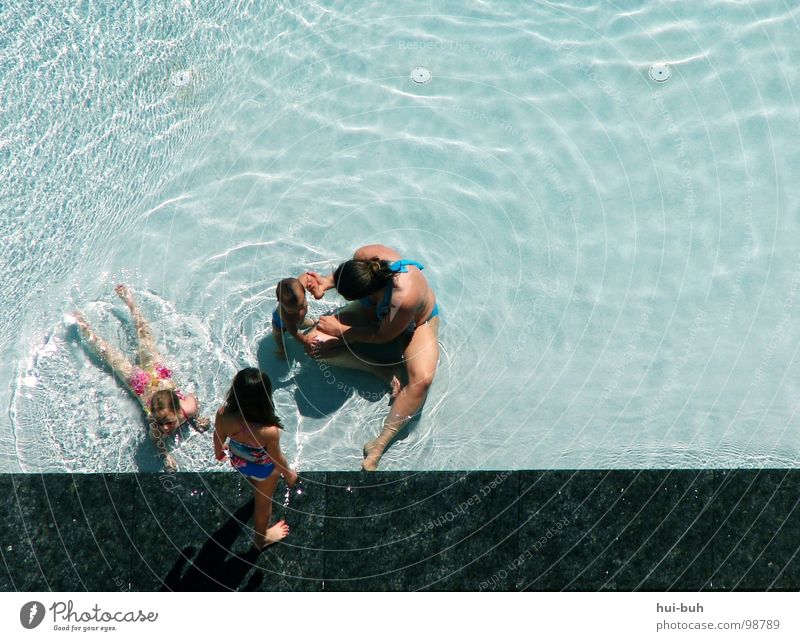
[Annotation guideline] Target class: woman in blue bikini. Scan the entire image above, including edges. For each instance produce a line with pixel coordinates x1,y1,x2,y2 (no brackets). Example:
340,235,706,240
303,243,440,471
213,368,298,549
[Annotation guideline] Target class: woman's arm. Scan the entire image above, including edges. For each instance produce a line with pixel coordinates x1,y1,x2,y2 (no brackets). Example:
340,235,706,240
316,302,415,344
301,271,334,299
263,426,298,487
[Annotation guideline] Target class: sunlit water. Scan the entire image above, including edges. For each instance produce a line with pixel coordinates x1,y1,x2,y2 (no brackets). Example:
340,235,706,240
2,1,800,472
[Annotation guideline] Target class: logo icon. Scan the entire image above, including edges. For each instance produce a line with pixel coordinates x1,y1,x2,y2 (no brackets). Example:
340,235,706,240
20,601,46,629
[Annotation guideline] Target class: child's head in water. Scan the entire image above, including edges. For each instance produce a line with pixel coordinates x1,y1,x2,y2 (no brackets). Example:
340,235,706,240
150,389,182,431
276,278,306,314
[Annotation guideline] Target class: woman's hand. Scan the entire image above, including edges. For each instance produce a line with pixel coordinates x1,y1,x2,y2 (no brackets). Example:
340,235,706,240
304,271,332,300
214,444,228,462
316,315,344,338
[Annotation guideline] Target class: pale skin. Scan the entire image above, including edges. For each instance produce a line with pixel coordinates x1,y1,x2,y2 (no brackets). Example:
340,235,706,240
74,284,208,473
272,275,316,360
213,406,298,549
302,244,440,471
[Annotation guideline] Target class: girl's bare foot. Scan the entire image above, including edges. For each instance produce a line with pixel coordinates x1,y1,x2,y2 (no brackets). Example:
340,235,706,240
114,283,134,308
73,311,90,335
253,519,290,550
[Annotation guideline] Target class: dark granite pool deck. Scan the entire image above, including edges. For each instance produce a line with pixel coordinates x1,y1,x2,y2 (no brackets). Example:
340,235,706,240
1,471,798,591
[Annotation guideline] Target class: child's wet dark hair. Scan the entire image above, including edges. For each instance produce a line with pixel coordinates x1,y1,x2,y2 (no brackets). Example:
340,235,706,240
150,389,181,415
225,367,283,429
276,278,303,305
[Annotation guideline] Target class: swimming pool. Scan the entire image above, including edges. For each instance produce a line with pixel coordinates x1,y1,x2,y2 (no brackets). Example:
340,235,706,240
3,1,799,472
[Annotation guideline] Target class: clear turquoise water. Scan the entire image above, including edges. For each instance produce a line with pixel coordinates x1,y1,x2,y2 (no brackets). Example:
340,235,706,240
2,1,800,472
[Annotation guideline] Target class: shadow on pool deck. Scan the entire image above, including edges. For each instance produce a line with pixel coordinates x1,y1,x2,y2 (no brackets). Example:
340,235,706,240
162,501,265,591
1,471,798,591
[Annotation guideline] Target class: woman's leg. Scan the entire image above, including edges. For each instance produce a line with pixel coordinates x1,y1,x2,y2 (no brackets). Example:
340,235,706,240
362,317,440,471
115,284,165,369
250,469,289,549
74,311,136,387
306,302,402,395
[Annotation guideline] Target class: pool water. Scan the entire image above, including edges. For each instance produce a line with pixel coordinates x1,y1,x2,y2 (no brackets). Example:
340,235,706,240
2,1,800,472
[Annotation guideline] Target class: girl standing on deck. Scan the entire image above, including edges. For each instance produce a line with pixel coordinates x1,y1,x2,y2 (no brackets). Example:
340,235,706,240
213,368,298,549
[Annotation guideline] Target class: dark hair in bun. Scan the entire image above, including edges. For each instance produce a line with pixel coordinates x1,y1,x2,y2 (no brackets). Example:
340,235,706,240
332,257,395,300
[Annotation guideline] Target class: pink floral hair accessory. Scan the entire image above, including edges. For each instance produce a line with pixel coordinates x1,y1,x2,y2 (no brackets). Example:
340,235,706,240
155,364,172,380
130,369,151,396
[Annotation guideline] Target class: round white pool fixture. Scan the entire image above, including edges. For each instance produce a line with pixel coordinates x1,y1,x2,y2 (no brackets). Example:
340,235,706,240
649,63,671,83
411,66,432,84
171,69,194,88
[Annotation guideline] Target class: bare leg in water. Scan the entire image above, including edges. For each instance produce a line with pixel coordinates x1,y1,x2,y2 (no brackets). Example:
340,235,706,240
306,303,403,397
114,284,165,369
362,316,439,470
307,311,439,470
74,311,135,383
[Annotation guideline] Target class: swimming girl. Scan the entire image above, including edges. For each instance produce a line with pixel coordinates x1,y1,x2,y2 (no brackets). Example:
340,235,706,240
302,243,440,471
213,368,298,549
74,284,209,472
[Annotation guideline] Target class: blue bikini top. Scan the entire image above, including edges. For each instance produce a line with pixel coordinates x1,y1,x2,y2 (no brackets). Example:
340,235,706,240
377,260,424,321
389,259,424,273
